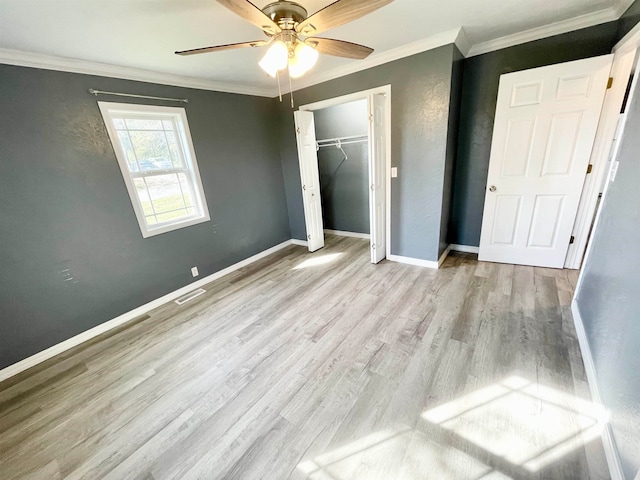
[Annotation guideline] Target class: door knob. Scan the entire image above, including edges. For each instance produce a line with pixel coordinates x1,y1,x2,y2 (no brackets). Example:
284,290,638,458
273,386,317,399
489,185,497,192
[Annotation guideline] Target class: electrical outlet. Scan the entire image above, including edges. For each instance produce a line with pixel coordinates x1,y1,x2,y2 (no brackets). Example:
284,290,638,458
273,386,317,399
191,267,199,277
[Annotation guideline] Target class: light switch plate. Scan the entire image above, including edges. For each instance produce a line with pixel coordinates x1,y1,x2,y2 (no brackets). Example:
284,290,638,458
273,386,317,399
391,167,398,178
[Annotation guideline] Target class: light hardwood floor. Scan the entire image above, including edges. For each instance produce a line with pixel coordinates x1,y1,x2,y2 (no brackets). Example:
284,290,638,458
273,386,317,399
0,235,610,479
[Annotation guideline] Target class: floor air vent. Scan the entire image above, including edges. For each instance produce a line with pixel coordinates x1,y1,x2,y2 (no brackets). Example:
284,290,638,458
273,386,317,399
174,288,206,305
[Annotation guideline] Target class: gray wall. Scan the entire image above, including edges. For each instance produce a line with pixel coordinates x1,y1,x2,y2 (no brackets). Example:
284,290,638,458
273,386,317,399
0,64,290,369
575,73,640,479
279,44,460,261
450,22,619,247
440,47,464,256
314,100,369,234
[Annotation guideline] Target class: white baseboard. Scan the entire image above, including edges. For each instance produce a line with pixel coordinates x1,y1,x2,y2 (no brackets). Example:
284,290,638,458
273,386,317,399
450,244,480,254
387,247,451,270
323,229,370,240
0,239,298,383
388,254,439,269
571,300,624,480
291,239,308,247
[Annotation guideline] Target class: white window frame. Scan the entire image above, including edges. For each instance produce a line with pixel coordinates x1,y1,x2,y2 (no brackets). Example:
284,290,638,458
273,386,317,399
98,101,210,238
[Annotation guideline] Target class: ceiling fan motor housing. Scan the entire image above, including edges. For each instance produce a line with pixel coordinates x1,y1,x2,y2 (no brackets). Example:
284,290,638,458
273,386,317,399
262,1,308,30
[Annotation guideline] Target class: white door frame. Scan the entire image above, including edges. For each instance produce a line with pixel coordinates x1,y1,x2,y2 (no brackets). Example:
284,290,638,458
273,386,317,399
565,25,640,269
298,85,392,261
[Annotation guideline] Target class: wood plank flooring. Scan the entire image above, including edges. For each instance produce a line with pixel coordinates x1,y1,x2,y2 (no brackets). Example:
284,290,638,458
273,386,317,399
0,235,610,479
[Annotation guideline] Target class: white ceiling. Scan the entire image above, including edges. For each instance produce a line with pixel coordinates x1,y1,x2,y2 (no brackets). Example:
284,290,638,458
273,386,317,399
0,0,633,96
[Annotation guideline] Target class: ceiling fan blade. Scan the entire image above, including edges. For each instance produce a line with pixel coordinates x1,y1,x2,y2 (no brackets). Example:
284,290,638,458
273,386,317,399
217,0,282,35
306,37,373,59
296,0,394,36
175,40,268,56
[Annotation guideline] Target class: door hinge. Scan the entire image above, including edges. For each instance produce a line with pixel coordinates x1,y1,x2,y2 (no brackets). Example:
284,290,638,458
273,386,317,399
570,236,575,244
369,114,374,122
587,164,593,174
607,77,613,89
296,127,300,134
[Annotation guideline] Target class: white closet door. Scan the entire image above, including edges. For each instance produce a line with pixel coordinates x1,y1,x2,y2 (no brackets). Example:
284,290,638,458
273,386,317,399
479,55,613,268
294,110,325,252
369,94,387,263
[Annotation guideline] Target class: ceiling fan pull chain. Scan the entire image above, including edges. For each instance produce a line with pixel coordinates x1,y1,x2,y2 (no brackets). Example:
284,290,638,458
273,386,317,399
277,71,283,102
288,72,295,109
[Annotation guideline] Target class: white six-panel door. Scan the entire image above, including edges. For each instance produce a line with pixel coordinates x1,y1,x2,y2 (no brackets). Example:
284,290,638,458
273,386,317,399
479,55,613,268
369,94,387,263
294,111,325,252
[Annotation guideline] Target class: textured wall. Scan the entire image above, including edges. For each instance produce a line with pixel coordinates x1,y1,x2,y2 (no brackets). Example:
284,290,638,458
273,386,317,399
440,46,464,257
279,45,457,261
575,74,640,479
0,64,290,369
314,100,369,234
450,22,619,247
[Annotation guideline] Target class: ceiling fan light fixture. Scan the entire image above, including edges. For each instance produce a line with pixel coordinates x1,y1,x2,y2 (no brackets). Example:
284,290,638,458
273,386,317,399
288,42,318,78
259,41,289,77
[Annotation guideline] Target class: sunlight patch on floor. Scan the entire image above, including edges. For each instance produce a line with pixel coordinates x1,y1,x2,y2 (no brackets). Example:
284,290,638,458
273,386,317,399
297,427,512,480
293,253,343,270
422,375,609,472
296,375,608,479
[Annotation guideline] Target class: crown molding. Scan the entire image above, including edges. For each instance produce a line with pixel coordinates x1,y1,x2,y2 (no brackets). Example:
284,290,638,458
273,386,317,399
1,0,633,100
455,27,472,57
0,48,274,97
283,28,463,94
616,0,636,16
467,7,621,57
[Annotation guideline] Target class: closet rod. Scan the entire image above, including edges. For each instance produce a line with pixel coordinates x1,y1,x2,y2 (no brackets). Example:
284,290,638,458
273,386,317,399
317,139,367,148
88,89,189,104
316,134,367,144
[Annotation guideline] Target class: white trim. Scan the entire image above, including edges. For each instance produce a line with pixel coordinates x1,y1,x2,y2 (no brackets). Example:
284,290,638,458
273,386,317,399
291,239,309,247
571,301,625,480
285,29,463,94
614,18,640,53
0,239,298,383
565,49,635,269
617,0,638,18
450,244,480,254
387,246,451,269
455,28,472,58
323,229,370,239
388,254,439,270
468,7,621,57
438,245,452,267
298,85,391,112
0,47,273,98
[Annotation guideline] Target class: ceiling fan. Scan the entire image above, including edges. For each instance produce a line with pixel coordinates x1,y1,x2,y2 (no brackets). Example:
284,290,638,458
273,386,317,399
175,0,395,79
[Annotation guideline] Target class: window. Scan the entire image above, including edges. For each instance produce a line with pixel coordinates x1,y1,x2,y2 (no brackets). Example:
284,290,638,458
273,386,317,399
98,102,210,237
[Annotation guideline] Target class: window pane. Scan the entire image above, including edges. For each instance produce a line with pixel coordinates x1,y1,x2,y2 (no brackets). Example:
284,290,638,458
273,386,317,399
178,173,194,207
134,178,154,216
162,120,174,130
125,118,163,130
145,174,188,216
113,118,126,130
146,216,158,225
165,131,184,168
129,131,172,171
117,131,140,172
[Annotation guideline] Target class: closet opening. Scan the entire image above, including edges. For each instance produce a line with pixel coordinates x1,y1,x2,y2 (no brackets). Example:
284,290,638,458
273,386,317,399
294,86,391,264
